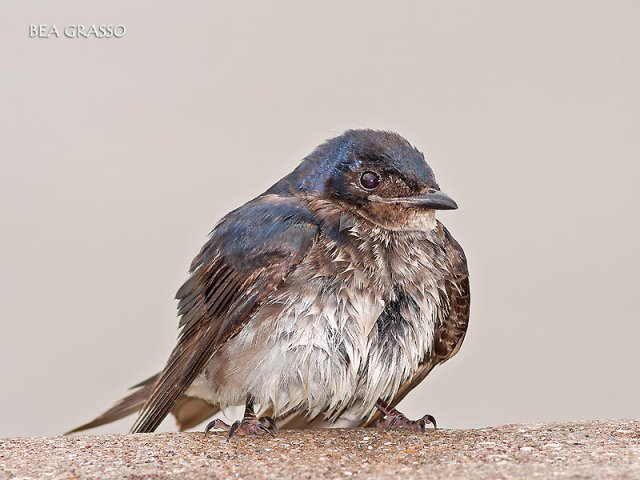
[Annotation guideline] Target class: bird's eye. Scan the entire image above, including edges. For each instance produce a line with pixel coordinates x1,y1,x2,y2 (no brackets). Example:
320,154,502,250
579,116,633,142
360,171,381,190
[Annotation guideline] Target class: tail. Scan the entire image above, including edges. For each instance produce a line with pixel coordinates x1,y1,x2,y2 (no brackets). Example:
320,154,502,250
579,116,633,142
65,374,158,434
66,373,219,434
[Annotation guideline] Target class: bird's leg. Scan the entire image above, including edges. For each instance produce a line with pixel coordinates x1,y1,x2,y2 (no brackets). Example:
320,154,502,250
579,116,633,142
204,396,276,441
373,399,437,434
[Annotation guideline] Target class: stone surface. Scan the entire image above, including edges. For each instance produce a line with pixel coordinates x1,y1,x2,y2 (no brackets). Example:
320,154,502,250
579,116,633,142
1,420,639,479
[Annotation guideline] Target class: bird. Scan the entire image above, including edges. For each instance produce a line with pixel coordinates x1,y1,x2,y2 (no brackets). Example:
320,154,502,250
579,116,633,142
69,129,470,438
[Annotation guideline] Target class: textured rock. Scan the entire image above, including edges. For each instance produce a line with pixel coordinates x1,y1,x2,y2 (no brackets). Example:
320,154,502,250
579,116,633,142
1,420,639,479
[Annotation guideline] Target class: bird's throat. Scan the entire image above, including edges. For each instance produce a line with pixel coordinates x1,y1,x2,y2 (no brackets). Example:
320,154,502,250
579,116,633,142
357,203,438,232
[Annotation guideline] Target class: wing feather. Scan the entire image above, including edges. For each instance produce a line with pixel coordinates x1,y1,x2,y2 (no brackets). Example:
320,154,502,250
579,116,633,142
130,195,319,433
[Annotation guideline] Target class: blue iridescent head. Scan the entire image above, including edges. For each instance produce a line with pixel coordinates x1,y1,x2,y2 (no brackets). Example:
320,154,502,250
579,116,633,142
267,130,457,230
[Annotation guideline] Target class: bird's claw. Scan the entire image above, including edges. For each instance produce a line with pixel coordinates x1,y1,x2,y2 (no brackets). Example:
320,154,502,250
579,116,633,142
204,418,231,435
373,399,437,434
204,415,277,441
376,412,437,433
416,414,437,433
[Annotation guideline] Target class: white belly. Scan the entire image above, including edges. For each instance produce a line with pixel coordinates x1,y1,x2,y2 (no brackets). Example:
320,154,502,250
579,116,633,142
187,274,440,421
186,224,447,423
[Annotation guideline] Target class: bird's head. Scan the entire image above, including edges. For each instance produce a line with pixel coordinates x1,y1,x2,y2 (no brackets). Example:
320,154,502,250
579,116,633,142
270,129,457,231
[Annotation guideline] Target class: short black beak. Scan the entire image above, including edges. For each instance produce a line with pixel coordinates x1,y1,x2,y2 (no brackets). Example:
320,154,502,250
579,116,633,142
370,190,458,210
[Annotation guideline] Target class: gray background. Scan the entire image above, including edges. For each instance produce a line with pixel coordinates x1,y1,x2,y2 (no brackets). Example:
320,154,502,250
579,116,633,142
1,1,638,438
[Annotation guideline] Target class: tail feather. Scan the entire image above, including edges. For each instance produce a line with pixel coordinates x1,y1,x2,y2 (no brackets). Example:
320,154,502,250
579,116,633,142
66,375,158,435
172,396,218,431
67,373,220,434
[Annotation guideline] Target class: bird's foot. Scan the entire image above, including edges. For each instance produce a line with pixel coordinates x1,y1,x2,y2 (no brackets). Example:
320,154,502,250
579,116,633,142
374,400,437,434
204,416,276,440
375,412,437,433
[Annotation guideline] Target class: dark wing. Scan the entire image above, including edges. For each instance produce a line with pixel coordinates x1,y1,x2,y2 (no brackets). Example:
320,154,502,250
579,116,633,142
130,194,319,433
364,223,470,426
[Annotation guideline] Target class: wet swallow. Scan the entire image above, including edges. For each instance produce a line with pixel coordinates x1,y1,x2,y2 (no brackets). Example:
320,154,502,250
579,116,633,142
70,129,470,438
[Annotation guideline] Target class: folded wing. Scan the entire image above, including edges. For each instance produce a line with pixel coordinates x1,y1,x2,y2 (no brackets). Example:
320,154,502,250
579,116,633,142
131,195,319,433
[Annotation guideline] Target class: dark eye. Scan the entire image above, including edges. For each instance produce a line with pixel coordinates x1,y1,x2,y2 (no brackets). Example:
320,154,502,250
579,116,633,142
360,171,380,190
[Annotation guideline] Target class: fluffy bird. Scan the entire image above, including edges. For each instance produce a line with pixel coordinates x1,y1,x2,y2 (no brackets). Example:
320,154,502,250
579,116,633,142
71,130,470,438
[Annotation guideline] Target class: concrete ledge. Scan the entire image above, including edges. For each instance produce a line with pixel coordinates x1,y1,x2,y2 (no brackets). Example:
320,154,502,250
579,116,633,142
1,420,639,479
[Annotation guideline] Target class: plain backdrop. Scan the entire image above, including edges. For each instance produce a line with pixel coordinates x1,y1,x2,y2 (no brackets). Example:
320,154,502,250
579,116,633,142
1,1,638,438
